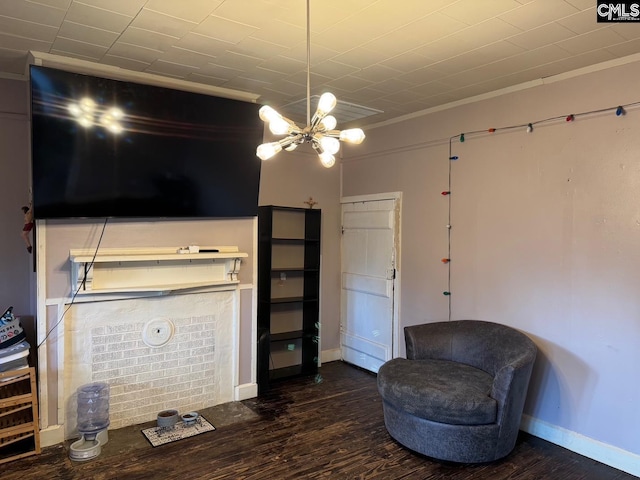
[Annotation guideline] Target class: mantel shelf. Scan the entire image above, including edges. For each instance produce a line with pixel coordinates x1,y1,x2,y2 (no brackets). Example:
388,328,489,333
70,247,247,264
76,280,241,296
69,246,247,296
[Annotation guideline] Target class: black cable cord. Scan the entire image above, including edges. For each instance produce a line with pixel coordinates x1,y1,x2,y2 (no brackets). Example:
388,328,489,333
36,218,109,350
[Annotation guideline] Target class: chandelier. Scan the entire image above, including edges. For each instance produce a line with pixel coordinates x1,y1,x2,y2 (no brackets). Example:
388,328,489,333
256,0,365,168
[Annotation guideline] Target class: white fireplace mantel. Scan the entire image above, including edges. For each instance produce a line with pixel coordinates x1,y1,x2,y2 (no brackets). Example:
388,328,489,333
69,246,247,295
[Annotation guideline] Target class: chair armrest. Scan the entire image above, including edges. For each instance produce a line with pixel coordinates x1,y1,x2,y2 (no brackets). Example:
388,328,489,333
491,350,536,426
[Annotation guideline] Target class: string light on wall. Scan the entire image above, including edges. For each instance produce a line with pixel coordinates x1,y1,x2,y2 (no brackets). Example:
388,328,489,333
440,99,636,322
256,0,365,168
446,101,636,144
442,140,459,318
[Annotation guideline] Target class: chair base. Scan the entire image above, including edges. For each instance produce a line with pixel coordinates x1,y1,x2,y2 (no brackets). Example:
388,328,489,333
381,399,515,463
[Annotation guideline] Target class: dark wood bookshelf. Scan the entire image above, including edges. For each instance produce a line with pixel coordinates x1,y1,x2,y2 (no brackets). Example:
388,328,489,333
257,206,321,394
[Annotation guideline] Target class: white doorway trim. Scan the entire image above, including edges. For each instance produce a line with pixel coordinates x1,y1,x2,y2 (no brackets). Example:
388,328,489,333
340,192,402,359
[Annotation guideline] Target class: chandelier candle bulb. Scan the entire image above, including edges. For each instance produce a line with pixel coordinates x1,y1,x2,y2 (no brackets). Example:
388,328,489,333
256,142,282,161
339,128,366,144
320,115,337,130
258,105,280,123
318,92,337,115
319,151,336,168
269,116,291,135
319,136,340,155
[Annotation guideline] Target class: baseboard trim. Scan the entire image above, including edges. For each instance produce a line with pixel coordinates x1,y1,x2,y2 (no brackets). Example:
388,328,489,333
234,382,257,401
40,424,64,447
321,348,342,364
521,414,640,477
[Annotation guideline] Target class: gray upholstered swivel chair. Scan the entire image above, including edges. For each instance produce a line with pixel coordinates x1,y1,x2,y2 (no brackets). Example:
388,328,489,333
377,320,537,463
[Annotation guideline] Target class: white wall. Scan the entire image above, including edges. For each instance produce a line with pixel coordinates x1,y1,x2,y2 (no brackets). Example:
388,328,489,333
342,59,640,474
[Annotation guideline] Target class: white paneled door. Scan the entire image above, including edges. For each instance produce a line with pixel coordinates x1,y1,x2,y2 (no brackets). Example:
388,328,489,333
340,195,399,373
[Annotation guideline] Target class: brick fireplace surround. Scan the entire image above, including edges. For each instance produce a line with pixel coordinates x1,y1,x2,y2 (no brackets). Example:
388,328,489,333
63,289,236,437
38,247,248,441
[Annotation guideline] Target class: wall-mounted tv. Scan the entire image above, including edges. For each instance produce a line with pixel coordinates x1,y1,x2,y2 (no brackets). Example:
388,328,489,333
30,65,263,219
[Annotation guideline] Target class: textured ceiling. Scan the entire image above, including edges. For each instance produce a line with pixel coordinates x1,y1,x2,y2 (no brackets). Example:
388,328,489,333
1,0,640,126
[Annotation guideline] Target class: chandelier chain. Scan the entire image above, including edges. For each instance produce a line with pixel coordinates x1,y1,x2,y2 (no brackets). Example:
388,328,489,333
306,0,311,127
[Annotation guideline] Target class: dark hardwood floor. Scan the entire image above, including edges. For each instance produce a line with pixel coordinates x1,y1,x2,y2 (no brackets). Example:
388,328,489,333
1,361,636,480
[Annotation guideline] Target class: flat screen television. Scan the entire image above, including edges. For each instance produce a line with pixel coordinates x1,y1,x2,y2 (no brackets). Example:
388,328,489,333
30,65,263,219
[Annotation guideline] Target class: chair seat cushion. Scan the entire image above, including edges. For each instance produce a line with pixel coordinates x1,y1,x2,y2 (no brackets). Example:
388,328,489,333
378,358,497,425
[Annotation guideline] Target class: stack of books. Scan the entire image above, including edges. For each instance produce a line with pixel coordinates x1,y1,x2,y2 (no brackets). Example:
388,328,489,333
0,306,30,377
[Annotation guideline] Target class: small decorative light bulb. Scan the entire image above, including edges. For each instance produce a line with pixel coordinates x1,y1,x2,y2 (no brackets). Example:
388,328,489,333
616,106,625,116
526,123,533,133
459,133,465,142
256,142,282,160
441,191,450,196
319,151,335,168
449,156,458,160
268,117,290,135
488,128,496,133
443,291,451,296
320,115,337,130
441,258,450,264
317,92,337,115
320,136,340,155
259,105,280,123
339,128,366,144
566,114,574,122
